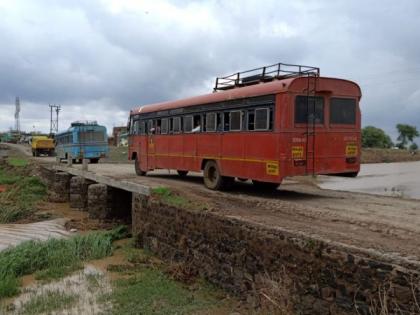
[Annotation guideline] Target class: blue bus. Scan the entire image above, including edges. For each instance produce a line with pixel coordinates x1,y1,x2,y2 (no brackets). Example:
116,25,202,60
55,121,108,163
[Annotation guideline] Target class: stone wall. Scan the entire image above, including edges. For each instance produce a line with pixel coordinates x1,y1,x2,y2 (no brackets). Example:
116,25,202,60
132,194,420,315
87,184,132,220
40,167,132,220
69,176,93,210
43,170,71,203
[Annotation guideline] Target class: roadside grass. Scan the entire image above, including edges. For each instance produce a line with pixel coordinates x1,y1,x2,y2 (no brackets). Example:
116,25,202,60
7,157,29,167
0,168,47,223
0,169,21,185
151,187,191,208
0,226,128,299
104,241,229,315
18,290,79,315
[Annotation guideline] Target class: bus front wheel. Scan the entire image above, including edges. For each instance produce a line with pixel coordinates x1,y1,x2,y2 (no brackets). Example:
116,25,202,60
135,157,146,176
203,161,232,190
90,158,99,164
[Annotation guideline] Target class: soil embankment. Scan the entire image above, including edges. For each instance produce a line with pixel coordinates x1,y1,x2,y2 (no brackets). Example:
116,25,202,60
361,148,420,163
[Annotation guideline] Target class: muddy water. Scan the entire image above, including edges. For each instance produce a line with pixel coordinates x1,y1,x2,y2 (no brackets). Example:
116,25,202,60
319,161,420,199
0,219,70,252
5,265,112,315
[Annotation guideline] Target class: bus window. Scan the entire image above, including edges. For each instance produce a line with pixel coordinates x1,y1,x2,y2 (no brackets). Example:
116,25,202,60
295,96,324,124
206,113,216,132
247,110,255,131
192,114,201,132
133,120,139,135
79,131,103,143
173,117,181,133
269,108,273,130
184,116,193,133
230,110,242,131
255,108,269,130
139,121,145,135
223,112,229,131
330,98,356,124
161,118,168,134
156,119,162,134
216,113,223,131
147,120,154,134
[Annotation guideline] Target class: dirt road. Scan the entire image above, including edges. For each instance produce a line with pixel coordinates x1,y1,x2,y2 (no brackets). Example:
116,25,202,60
5,144,420,263
53,162,420,264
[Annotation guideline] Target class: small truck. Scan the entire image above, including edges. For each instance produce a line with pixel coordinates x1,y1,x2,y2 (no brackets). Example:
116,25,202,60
31,136,55,157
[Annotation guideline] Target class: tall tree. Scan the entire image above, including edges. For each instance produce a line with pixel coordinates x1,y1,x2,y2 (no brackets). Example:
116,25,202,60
362,126,393,148
396,124,419,149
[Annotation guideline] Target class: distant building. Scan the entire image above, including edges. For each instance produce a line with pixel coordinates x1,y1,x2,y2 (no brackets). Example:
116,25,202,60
112,126,128,146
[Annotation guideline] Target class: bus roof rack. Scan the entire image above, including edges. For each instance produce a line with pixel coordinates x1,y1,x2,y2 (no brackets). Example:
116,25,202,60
71,120,98,127
214,62,320,92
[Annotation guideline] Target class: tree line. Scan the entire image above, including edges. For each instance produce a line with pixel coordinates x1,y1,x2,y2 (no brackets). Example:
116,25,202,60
362,124,419,151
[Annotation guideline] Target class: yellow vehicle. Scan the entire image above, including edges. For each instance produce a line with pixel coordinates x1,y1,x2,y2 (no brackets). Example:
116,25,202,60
31,136,55,157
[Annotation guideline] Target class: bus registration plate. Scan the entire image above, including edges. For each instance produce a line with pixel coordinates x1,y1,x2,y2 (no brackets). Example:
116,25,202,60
345,144,358,156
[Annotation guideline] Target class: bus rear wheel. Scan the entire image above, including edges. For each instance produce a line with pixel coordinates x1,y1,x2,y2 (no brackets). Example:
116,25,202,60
177,170,188,177
252,180,279,191
203,161,232,190
90,158,99,164
135,156,146,176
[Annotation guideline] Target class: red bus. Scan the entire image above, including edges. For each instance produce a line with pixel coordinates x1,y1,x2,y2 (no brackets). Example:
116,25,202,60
128,63,361,190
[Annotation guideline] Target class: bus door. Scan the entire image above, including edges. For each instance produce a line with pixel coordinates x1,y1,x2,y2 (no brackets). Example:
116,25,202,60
147,120,156,169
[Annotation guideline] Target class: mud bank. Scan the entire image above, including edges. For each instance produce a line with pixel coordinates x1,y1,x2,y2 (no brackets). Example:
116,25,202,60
38,164,420,314
132,194,420,315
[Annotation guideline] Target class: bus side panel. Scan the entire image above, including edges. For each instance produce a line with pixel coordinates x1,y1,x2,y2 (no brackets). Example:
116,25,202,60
219,133,244,177
139,135,149,171
182,134,197,171
166,134,183,171
154,135,169,170
128,135,138,160
196,133,222,170
241,132,281,183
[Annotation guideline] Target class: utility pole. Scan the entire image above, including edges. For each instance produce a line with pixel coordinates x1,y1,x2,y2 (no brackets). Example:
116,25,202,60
49,104,61,135
15,97,21,133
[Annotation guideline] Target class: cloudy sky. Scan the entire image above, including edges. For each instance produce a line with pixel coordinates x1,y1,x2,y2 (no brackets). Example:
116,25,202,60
0,0,419,139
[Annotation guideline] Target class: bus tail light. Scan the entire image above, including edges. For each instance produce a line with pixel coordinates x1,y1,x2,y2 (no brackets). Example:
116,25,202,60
294,159,306,167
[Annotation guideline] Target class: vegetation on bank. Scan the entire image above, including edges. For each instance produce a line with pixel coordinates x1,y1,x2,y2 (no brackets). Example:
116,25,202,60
0,226,128,299
103,241,230,315
0,160,46,223
151,187,190,208
18,291,79,315
362,124,418,151
361,148,420,164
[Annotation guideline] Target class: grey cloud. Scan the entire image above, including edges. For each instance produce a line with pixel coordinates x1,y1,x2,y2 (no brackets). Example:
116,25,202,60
0,0,419,138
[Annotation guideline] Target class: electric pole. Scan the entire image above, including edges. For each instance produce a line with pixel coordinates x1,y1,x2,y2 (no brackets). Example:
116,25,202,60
15,97,21,133
49,104,61,135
